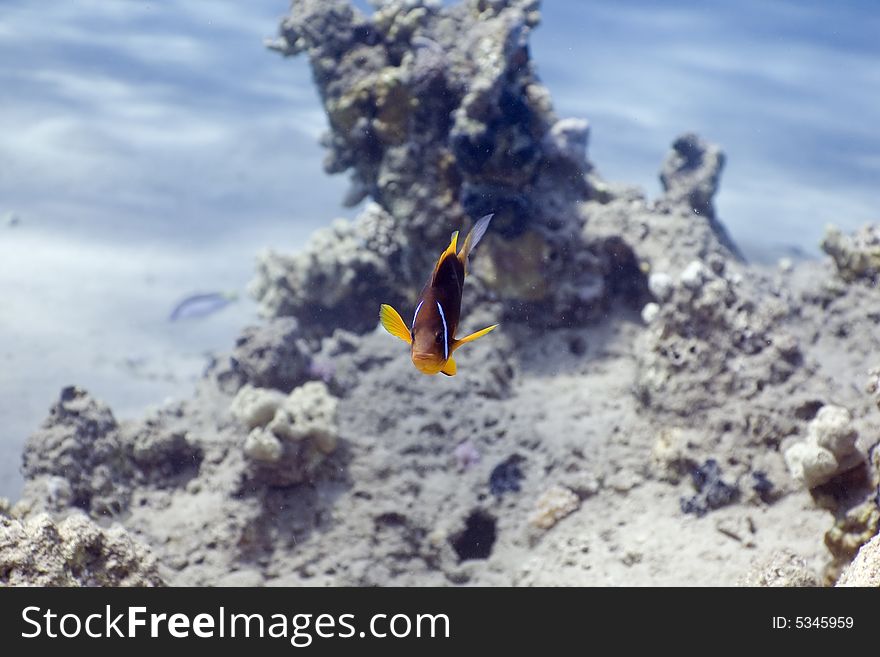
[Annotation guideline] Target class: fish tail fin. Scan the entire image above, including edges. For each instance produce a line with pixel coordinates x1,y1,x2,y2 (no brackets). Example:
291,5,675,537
451,324,498,352
457,213,494,276
379,304,412,344
440,356,457,376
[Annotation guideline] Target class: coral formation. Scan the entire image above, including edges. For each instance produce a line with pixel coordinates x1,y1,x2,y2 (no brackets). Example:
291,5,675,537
836,532,880,587
824,498,879,564
680,459,739,517
0,513,163,586
254,0,666,336
658,133,741,259
19,386,204,519
821,223,880,283
232,318,311,389
738,549,818,587
634,255,799,415
529,485,580,530
784,405,864,490
235,381,339,486
231,384,286,430
250,204,413,337
20,386,132,517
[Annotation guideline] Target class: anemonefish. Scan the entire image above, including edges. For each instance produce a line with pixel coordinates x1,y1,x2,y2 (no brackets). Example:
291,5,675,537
380,214,498,376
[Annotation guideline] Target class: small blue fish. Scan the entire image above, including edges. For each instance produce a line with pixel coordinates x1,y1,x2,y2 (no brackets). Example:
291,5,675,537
169,291,238,321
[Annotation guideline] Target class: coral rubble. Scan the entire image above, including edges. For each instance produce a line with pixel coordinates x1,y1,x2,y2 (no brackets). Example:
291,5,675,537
738,549,818,587
837,532,880,587
0,512,163,586
784,405,864,490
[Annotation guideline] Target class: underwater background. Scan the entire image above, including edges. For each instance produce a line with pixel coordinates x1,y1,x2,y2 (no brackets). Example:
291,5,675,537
0,0,879,587
3,0,878,497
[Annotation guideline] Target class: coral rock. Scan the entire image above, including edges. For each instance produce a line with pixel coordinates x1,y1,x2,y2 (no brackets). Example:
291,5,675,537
258,0,626,336
541,117,590,168
821,223,880,283
230,384,286,430
824,498,880,566
660,133,723,217
529,485,580,530
227,317,311,391
240,382,340,486
647,271,674,302
20,386,131,517
784,405,864,489
640,302,660,324
837,532,880,587
634,256,794,414
738,549,818,587
243,428,284,464
680,459,739,517
250,204,410,337
0,513,163,586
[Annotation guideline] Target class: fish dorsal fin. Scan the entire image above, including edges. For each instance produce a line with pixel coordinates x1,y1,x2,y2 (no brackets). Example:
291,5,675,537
431,230,459,285
440,356,457,376
379,304,412,344
451,324,498,352
457,213,494,276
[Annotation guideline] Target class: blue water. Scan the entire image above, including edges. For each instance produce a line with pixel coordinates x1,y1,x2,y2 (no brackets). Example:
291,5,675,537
0,0,877,497
534,0,879,257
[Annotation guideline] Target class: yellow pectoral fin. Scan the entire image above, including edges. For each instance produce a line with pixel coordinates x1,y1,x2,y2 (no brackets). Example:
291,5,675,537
379,304,412,344
451,324,499,352
440,356,457,376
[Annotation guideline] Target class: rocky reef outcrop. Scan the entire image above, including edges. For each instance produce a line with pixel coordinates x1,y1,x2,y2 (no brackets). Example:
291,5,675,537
837,532,880,587
20,386,133,517
254,0,743,339
0,512,163,586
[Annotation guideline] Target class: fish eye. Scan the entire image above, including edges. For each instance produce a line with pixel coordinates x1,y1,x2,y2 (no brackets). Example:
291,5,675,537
435,332,444,344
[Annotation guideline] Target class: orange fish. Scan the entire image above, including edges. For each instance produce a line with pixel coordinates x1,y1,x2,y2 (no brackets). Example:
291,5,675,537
380,214,498,376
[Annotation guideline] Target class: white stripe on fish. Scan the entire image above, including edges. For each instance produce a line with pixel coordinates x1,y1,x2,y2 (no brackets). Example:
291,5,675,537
436,301,448,360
